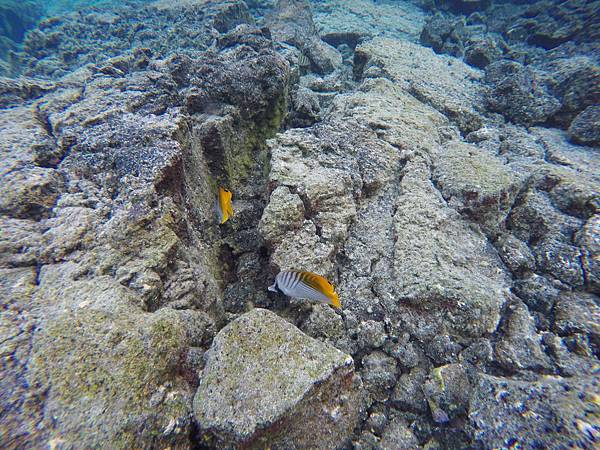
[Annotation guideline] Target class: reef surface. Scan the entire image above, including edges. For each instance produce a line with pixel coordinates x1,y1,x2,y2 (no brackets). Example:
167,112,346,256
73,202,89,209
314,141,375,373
0,1,598,449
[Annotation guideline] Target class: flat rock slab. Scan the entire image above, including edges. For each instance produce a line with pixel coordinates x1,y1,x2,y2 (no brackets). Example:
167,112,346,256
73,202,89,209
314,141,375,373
193,308,362,448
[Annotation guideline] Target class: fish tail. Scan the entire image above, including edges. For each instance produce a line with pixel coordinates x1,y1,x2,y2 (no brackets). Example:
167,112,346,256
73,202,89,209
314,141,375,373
329,292,341,309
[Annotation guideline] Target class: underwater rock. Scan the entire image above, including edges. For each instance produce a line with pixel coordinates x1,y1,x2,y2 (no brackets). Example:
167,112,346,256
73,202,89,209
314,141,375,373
485,60,561,126
0,267,40,447
391,368,429,414
494,300,554,372
193,308,362,448
0,76,55,108
577,214,600,293
2,0,599,447
0,11,292,447
426,0,492,15
420,14,467,58
313,0,426,45
393,157,509,337
0,166,64,220
569,105,600,146
288,85,321,127
265,0,342,75
24,268,195,449
17,0,254,78
495,233,536,276
258,185,305,245
432,140,522,233
464,36,503,68
513,273,561,314
423,363,472,423
357,320,387,350
360,351,398,402
355,38,485,133
553,292,600,341
540,57,600,128
379,417,420,449
470,374,600,449
505,0,600,49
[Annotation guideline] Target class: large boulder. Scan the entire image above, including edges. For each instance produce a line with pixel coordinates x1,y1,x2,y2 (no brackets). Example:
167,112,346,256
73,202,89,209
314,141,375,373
193,308,363,448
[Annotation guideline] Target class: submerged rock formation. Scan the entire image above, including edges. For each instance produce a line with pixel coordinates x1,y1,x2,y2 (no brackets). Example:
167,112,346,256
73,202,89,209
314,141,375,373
194,308,362,448
418,0,600,143
1,0,599,448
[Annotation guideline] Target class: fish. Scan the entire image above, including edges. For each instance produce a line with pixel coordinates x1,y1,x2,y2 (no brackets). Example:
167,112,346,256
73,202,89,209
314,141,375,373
216,187,234,224
298,53,310,68
268,270,341,309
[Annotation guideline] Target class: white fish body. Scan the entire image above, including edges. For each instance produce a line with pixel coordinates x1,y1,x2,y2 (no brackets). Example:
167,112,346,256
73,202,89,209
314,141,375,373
269,270,341,309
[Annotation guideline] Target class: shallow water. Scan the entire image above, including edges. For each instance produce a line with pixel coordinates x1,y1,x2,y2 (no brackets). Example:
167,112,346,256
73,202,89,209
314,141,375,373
1,1,599,449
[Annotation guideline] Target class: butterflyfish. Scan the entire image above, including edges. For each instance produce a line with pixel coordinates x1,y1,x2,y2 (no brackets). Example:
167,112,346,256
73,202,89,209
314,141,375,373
216,187,234,224
298,52,310,68
268,270,341,309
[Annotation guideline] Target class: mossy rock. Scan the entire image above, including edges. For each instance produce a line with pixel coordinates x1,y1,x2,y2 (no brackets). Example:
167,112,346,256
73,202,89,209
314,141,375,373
193,308,363,448
28,277,193,449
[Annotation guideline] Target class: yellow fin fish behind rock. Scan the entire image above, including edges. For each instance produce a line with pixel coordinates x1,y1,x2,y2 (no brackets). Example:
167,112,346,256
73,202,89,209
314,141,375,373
216,187,234,224
268,270,341,309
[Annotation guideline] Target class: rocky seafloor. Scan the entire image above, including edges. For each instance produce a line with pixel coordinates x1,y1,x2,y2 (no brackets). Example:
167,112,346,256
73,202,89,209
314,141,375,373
0,0,598,448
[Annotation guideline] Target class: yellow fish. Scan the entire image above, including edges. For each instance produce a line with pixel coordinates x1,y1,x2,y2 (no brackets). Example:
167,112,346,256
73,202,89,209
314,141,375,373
216,187,234,224
268,270,341,309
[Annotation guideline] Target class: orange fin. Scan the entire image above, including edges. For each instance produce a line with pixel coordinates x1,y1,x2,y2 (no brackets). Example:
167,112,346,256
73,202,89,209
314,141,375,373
298,271,341,308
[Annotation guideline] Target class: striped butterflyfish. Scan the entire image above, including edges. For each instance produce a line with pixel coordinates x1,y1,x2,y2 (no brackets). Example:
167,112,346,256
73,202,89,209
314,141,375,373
268,270,341,309
216,187,234,224
298,52,310,68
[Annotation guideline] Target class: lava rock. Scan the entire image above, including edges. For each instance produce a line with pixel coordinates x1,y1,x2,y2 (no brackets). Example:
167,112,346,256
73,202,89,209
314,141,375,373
433,140,522,233
380,417,420,449
568,105,600,146
361,351,398,402
512,273,561,314
420,14,467,58
495,233,536,275
423,363,472,423
470,374,599,448
553,292,600,341
258,186,305,245
391,368,429,414
464,36,502,68
494,301,554,372
485,60,561,126
354,38,485,134
357,320,387,350
193,309,362,448
577,214,600,293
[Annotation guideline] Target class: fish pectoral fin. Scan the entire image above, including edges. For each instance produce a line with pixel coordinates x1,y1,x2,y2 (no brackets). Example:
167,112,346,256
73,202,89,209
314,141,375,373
268,283,278,292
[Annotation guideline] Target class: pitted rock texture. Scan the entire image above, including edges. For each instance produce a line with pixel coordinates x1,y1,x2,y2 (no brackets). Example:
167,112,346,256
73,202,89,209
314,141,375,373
193,308,363,449
470,374,600,449
0,4,290,447
261,20,599,448
2,0,600,448
417,0,600,142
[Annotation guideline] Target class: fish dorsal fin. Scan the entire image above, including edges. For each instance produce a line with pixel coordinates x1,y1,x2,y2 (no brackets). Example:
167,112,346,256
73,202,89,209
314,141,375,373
297,271,335,296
